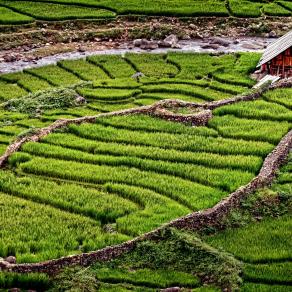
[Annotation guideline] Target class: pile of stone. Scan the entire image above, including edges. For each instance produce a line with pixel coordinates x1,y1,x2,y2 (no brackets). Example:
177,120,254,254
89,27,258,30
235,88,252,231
133,34,181,50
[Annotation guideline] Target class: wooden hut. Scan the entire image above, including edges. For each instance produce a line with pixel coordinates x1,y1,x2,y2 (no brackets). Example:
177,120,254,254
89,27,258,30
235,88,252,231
258,30,292,78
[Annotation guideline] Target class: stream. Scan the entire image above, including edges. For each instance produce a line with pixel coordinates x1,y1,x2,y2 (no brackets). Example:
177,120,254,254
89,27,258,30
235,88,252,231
0,37,274,74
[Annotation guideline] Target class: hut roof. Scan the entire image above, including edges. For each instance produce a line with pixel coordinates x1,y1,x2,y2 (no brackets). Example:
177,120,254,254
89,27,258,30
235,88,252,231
257,30,292,67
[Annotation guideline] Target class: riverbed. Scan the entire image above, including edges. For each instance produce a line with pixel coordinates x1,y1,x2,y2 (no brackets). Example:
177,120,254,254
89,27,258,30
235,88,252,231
0,37,274,74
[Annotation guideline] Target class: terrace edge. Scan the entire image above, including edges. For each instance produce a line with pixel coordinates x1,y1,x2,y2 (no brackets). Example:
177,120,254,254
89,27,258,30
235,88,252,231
0,78,292,274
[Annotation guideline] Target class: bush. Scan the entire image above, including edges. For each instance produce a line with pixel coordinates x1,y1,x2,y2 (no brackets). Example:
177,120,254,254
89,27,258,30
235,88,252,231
4,88,81,117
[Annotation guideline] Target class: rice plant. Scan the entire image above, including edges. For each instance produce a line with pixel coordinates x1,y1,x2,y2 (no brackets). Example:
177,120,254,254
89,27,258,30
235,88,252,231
68,123,274,156
44,132,263,172
0,192,129,263
58,59,109,81
205,214,292,262
2,1,116,21
25,65,81,87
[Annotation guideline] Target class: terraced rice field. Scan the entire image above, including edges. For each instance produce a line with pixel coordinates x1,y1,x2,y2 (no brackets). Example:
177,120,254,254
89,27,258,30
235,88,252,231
205,157,292,291
1,0,292,24
0,51,291,291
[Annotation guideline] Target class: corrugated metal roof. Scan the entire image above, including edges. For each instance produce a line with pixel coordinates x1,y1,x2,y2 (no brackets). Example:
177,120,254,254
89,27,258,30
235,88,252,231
257,30,292,67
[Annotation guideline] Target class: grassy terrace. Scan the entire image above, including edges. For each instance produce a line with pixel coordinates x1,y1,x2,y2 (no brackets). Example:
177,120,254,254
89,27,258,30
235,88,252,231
205,156,292,291
35,153,290,292
0,52,291,291
0,52,291,263
82,157,291,292
1,0,292,24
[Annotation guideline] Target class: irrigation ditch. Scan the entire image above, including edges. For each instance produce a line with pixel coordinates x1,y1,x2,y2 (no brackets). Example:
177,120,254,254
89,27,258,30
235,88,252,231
0,78,292,274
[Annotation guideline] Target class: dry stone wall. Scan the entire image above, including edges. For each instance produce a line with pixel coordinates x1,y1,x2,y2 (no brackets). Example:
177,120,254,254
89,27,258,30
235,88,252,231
0,102,212,167
1,129,291,274
1,79,292,274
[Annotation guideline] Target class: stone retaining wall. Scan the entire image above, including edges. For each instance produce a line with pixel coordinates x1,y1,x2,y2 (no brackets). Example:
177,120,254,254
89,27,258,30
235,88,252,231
0,102,212,168
169,129,292,230
1,79,288,168
150,108,212,126
1,80,291,274
1,129,291,274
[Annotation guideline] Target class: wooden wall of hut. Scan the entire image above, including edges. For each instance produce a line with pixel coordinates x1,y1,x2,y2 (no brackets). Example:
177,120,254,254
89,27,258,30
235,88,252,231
268,48,292,77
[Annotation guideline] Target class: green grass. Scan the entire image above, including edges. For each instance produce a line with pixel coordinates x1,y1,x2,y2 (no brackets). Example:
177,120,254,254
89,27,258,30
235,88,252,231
43,133,263,172
244,262,292,284
68,122,274,156
0,192,129,263
209,115,290,144
0,81,28,101
0,272,50,290
141,83,231,101
0,72,52,93
264,88,292,110
20,142,255,192
167,53,235,80
96,115,219,136
106,184,189,235
58,59,110,81
241,283,292,292
11,153,226,211
279,1,292,14
263,2,291,17
205,214,292,263
0,52,290,266
2,1,116,21
25,65,81,87
87,55,136,79
0,170,139,223
229,0,263,18
0,53,259,107
94,267,200,288
213,99,292,122
77,88,141,101
93,78,140,89
0,6,33,24
125,54,178,79
0,0,291,25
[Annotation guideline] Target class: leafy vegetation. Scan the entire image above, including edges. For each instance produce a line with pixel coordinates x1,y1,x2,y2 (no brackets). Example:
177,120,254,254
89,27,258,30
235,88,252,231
0,6,33,24
0,52,290,292
1,1,116,21
1,0,292,24
0,192,130,263
3,88,81,117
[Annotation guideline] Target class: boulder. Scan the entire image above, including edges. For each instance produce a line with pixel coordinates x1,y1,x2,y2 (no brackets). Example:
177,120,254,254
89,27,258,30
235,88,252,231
5,256,16,264
269,30,277,38
159,34,179,48
75,95,87,104
209,37,232,47
77,46,86,52
241,43,264,50
133,39,143,47
3,54,20,62
140,39,159,50
201,43,220,50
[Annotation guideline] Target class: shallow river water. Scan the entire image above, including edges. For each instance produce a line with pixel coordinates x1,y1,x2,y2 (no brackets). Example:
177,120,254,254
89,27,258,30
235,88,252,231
0,37,274,74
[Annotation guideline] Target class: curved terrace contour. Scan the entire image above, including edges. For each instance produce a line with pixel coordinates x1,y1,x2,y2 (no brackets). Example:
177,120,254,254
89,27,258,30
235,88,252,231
0,76,291,272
